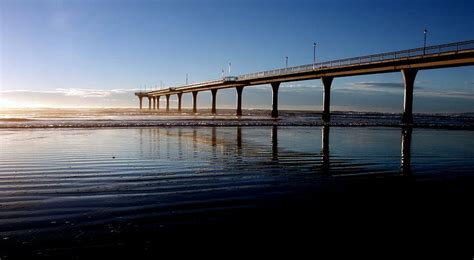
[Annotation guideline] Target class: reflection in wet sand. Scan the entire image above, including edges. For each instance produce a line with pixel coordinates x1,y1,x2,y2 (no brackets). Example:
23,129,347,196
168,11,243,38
1,126,472,258
272,126,278,160
138,125,413,178
321,125,330,173
400,126,412,176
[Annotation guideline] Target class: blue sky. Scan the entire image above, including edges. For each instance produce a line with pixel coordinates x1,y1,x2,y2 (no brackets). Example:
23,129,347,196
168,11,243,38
1,0,473,112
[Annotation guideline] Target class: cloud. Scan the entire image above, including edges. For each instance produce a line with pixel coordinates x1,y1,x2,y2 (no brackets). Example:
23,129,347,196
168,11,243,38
416,89,474,100
333,81,474,100
0,88,139,108
246,83,321,93
55,88,132,98
334,81,405,94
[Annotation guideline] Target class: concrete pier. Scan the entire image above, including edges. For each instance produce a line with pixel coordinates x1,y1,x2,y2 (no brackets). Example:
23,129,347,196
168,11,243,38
166,94,170,112
211,89,217,115
156,96,160,110
152,97,156,110
236,86,244,116
192,91,198,113
271,82,280,118
177,93,183,112
401,69,417,124
148,96,152,110
134,40,474,121
321,77,333,123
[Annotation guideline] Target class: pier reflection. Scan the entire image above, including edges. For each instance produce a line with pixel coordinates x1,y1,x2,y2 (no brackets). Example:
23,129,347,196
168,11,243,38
321,125,330,173
139,125,413,176
272,126,278,160
400,126,412,176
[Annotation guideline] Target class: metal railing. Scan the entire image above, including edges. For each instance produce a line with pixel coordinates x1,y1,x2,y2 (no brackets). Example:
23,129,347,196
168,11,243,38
238,40,474,80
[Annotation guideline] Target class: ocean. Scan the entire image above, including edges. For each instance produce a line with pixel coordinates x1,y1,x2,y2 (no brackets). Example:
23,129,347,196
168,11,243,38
0,109,473,258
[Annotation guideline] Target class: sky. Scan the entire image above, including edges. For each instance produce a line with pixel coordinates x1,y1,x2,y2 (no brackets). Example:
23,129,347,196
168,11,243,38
1,0,473,112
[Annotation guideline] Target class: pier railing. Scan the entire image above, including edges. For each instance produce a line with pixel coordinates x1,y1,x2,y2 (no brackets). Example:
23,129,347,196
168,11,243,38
238,40,474,80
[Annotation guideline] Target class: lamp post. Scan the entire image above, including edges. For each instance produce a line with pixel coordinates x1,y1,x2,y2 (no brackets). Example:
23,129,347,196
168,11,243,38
423,29,428,55
228,62,231,76
285,56,288,69
313,42,317,69
186,73,188,85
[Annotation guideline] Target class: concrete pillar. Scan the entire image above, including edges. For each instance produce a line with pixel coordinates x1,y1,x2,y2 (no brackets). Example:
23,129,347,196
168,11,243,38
156,96,160,110
211,89,218,115
166,94,170,112
139,96,143,110
236,86,244,116
192,91,198,113
271,82,280,118
400,126,412,176
153,97,156,110
177,93,183,112
401,69,417,124
321,77,334,123
148,96,152,110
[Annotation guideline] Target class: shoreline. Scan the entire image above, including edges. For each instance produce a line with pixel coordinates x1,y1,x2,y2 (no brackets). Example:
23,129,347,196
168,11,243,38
1,108,473,130
1,122,473,130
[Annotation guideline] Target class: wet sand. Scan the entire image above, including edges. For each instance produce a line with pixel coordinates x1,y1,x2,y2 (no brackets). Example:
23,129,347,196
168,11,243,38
0,126,473,258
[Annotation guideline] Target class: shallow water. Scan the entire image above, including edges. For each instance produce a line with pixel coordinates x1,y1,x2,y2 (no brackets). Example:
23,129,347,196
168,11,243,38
0,126,473,257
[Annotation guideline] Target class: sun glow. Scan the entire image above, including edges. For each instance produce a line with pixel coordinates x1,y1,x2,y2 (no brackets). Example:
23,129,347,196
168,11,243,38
0,96,49,108
0,98,22,108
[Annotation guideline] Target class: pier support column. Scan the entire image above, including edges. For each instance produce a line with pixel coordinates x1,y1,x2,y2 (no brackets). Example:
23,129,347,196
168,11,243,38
177,93,183,113
321,77,334,123
156,96,160,110
211,89,217,115
148,97,152,110
166,94,170,112
401,69,417,124
271,82,280,118
236,86,244,116
153,97,156,110
139,96,143,110
192,91,198,113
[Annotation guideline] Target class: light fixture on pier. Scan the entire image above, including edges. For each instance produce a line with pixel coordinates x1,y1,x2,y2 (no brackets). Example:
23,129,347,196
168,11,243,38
423,28,428,55
313,42,317,69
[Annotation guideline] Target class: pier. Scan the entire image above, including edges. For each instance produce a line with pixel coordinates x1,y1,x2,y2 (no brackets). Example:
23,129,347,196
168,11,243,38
135,40,474,124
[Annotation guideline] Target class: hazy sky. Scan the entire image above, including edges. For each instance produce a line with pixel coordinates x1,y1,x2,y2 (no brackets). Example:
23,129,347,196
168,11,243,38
1,0,473,112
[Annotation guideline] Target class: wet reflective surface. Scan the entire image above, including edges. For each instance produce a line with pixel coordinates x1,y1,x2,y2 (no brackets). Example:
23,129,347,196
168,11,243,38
0,126,473,257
